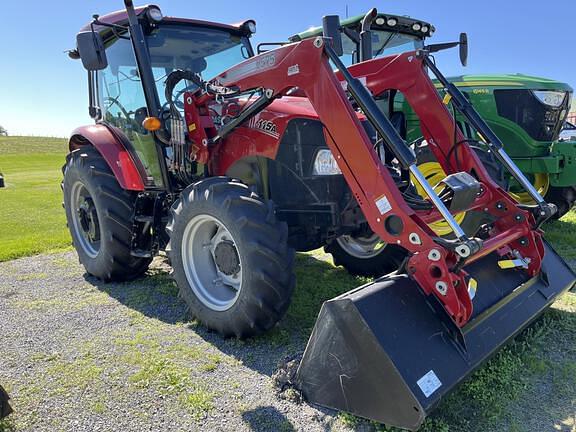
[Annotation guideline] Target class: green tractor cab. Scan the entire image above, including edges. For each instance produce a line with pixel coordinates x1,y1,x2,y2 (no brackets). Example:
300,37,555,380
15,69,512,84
294,11,576,218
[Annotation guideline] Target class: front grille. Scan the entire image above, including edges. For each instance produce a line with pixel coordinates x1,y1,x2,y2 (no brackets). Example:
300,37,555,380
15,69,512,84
494,89,569,142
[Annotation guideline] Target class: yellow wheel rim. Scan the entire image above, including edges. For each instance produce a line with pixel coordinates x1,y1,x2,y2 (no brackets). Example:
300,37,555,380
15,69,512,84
411,162,466,236
508,173,550,205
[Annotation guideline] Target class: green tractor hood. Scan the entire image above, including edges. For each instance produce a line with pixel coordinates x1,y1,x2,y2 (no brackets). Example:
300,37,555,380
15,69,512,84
444,74,573,92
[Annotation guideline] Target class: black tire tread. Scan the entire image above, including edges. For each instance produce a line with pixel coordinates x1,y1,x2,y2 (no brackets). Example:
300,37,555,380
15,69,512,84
324,239,406,278
63,147,151,282
545,186,576,219
168,177,295,338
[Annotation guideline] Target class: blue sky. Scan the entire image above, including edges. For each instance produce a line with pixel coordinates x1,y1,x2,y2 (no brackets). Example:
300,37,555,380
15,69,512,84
0,0,575,137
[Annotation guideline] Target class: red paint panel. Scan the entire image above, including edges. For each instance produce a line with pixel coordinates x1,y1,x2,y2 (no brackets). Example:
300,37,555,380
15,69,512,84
69,124,145,191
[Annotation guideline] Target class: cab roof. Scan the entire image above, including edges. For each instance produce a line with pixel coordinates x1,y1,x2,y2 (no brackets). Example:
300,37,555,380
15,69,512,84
289,12,435,42
80,4,252,36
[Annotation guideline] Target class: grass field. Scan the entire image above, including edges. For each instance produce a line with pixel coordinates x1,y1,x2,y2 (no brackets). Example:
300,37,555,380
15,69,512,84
0,136,70,261
0,136,575,431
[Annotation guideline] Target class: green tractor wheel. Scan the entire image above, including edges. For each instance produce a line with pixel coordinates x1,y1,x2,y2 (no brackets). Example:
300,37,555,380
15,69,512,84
506,174,575,219
544,185,576,219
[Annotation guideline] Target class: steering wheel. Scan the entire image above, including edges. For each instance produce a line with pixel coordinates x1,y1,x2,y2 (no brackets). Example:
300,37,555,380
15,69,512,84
104,96,134,120
161,83,199,112
104,96,151,132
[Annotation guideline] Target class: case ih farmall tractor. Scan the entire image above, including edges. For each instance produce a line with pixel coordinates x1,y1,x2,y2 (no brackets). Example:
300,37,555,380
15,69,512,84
66,2,575,430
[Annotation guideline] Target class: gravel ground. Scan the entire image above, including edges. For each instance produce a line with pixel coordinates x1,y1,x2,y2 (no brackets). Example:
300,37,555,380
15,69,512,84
0,251,575,432
0,251,348,432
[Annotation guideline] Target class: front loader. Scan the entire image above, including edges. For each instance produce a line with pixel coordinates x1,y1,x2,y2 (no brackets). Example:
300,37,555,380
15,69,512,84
67,3,575,430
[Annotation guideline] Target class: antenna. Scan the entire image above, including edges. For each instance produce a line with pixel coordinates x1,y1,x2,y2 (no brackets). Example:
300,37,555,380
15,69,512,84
345,4,349,18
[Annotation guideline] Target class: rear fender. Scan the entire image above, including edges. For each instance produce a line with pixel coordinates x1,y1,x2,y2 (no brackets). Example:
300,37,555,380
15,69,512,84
69,124,145,191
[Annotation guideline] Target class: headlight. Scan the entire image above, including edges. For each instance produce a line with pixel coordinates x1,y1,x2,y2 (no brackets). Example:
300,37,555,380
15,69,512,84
146,7,163,23
375,17,386,26
386,17,398,27
412,23,422,31
243,20,256,34
421,25,429,33
532,90,566,108
313,149,342,175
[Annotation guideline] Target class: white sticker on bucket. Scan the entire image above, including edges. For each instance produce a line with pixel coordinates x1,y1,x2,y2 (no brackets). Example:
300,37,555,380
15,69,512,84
375,194,392,215
417,370,442,398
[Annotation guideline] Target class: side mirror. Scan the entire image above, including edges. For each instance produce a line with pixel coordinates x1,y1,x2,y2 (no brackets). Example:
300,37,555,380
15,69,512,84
425,32,469,67
322,15,343,56
459,32,468,67
76,31,108,71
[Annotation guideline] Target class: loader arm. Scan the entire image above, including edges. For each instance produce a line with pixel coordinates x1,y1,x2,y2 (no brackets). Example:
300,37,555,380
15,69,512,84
207,37,547,326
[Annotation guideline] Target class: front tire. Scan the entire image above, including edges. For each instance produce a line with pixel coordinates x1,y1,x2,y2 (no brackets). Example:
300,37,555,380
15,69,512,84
62,147,151,281
545,186,576,219
167,178,295,338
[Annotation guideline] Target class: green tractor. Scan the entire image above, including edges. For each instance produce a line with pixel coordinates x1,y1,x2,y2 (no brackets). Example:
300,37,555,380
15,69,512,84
403,74,575,218
291,11,576,221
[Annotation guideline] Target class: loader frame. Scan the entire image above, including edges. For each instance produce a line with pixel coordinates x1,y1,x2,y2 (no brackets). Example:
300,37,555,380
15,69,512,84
195,36,553,326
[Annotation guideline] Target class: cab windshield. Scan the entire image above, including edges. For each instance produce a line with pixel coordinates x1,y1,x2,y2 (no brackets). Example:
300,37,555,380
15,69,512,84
146,24,252,102
341,30,424,67
97,24,252,186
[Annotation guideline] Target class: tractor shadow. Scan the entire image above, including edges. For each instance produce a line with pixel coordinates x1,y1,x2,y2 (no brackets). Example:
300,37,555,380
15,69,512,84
241,405,296,432
186,252,364,376
84,257,188,325
85,251,362,376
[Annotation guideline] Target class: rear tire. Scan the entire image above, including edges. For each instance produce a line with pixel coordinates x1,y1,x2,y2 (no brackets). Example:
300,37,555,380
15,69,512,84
62,147,151,281
167,177,295,338
325,233,407,278
545,186,576,219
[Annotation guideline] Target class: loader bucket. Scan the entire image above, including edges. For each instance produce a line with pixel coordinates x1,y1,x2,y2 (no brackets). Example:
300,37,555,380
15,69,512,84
296,240,575,431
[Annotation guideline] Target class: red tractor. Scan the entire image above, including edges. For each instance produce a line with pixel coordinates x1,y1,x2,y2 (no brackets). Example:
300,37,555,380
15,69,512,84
66,3,575,430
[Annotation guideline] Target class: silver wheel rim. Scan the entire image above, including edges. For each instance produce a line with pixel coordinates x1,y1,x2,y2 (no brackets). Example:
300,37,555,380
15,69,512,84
336,233,387,259
70,181,100,259
181,214,242,311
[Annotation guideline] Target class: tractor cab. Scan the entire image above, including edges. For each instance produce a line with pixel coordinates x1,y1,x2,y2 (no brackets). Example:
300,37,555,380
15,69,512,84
72,5,256,188
290,11,436,141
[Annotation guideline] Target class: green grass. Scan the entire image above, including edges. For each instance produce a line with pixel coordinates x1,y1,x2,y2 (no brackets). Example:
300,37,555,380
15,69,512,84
2,136,576,431
543,210,576,259
0,136,70,261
